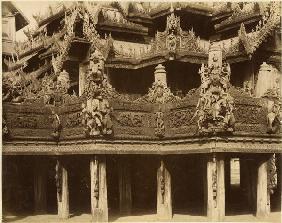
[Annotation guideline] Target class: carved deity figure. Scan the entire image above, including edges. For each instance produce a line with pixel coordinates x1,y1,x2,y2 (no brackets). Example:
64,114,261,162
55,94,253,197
196,44,235,134
81,49,113,137
51,111,62,139
267,102,281,134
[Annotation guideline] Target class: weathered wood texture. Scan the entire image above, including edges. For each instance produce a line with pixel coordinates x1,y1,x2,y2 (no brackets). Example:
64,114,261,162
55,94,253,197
157,159,172,220
34,157,47,213
90,156,108,222
256,156,270,218
206,154,225,221
118,157,132,215
57,160,69,219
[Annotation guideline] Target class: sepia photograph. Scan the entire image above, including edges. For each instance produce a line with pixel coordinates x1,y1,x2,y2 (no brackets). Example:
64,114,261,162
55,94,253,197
2,1,282,222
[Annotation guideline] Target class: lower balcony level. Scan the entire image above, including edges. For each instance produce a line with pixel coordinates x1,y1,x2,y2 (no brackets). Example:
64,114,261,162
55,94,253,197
2,154,281,222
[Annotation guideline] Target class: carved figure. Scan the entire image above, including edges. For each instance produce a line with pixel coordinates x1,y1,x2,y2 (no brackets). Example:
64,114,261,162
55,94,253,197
196,44,235,134
51,111,62,139
155,111,165,137
81,49,113,137
267,102,281,134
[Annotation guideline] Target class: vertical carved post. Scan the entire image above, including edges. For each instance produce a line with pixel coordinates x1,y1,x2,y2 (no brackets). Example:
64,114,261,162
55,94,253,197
157,158,172,220
118,157,132,215
34,157,47,214
90,155,108,222
256,155,270,218
206,153,225,221
56,158,69,219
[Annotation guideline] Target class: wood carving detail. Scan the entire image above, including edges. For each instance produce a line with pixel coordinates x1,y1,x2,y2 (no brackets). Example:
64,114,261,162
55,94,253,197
195,44,235,135
81,50,113,137
55,159,62,202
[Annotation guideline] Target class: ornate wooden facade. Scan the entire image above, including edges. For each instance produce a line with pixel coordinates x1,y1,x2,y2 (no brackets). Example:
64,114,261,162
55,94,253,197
2,2,281,222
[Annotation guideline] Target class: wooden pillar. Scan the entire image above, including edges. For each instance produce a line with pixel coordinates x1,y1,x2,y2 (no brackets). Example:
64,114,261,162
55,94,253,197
118,157,132,216
206,153,225,221
256,156,270,218
34,157,47,214
157,158,172,220
56,158,69,219
90,156,108,222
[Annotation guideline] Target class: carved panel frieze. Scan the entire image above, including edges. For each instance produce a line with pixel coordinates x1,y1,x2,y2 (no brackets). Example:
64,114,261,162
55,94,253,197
234,104,266,125
114,112,144,128
168,108,196,129
64,112,83,128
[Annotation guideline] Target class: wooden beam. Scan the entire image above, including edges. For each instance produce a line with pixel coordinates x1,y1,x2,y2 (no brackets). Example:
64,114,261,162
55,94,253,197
56,158,69,219
118,157,132,216
34,157,47,214
90,156,108,222
157,158,172,220
206,153,225,221
256,156,270,218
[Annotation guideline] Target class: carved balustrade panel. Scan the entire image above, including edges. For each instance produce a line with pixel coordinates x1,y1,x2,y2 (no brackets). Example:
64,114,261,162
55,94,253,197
3,103,54,140
228,87,267,134
2,87,271,141
111,101,155,138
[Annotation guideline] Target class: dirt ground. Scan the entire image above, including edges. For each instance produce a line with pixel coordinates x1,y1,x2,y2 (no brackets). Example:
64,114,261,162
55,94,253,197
3,211,281,223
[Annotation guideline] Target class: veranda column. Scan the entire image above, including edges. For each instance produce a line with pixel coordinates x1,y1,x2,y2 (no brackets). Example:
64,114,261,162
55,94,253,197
256,155,271,218
56,157,69,219
34,157,47,213
90,155,108,222
118,157,132,215
157,158,172,220
206,153,225,221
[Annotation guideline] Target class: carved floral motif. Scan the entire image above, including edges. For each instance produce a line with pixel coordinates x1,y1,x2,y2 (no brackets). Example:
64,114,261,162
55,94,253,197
2,118,9,137
267,154,277,195
238,2,280,57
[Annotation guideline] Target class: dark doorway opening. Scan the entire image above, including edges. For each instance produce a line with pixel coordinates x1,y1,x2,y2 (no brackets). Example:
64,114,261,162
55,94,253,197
68,155,91,216
131,155,158,215
169,155,205,216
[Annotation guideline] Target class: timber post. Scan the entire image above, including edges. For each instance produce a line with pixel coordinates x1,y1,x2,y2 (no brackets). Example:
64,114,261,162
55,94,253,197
56,157,69,219
157,157,172,220
34,156,47,214
90,155,108,222
256,155,271,218
118,156,132,216
206,153,225,221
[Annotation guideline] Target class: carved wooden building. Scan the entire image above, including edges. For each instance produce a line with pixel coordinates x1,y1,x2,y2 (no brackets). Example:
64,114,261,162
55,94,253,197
2,2,281,222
